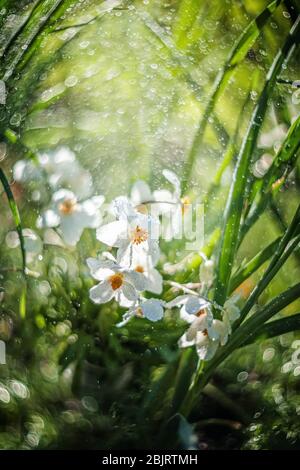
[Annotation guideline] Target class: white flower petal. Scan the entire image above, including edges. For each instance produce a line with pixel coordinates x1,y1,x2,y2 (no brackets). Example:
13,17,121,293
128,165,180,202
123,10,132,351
121,282,138,302
141,299,164,322
145,267,163,295
59,214,84,246
52,188,76,203
184,296,209,315
166,295,191,309
89,280,114,304
196,337,218,361
37,210,60,229
131,180,152,205
162,169,181,198
86,258,115,281
124,270,146,292
96,220,127,247
178,332,196,349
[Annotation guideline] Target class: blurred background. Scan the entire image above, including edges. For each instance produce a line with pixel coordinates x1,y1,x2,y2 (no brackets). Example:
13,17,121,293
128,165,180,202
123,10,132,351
0,0,300,449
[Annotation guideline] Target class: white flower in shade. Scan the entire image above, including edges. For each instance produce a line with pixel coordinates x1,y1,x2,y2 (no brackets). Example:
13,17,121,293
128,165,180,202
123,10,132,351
117,298,165,327
6,229,43,263
168,294,229,361
87,256,146,305
130,180,153,208
166,294,211,323
96,197,160,265
13,147,93,201
13,160,43,185
222,295,241,334
38,147,93,199
37,189,104,246
179,317,228,361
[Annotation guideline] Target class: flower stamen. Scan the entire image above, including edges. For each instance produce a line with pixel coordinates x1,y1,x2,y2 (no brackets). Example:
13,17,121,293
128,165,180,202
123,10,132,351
135,265,145,273
108,273,124,290
59,198,77,215
131,225,148,245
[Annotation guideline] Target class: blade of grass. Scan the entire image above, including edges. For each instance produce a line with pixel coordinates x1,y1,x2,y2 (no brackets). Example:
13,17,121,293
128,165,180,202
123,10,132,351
0,0,66,81
213,16,300,308
0,167,26,318
243,313,300,345
182,0,283,189
229,236,281,293
0,168,26,272
239,114,300,244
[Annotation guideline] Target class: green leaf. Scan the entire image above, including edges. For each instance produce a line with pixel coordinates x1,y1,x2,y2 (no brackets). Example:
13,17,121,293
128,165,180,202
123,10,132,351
0,167,26,318
213,17,300,307
0,168,26,273
234,205,300,327
239,114,300,243
229,236,281,293
182,0,282,188
243,313,300,345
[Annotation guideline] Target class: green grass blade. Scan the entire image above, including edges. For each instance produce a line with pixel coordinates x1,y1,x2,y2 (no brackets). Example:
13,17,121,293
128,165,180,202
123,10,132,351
182,0,282,188
239,114,300,243
213,17,300,307
229,236,281,293
0,0,66,81
243,313,300,345
0,168,26,272
235,228,300,327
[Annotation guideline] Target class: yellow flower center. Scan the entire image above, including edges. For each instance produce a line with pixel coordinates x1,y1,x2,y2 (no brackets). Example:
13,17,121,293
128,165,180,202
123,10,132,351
196,308,206,317
136,307,144,317
59,198,77,215
131,225,148,245
108,273,124,291
135,265,145,273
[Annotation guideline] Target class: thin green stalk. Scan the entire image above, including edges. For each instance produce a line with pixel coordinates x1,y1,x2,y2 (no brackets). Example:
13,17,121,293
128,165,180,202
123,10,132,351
234,207,300,327
243,312,300,345
0,168,26,272
229,236,281,293
0,167,26,318
213,17,300,307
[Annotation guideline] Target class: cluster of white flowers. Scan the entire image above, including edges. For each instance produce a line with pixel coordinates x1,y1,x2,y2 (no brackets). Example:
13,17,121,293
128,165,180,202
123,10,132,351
12,148,240,361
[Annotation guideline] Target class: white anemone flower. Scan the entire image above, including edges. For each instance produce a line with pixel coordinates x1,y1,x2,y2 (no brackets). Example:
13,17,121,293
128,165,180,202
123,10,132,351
13,147,93,201
87,256,146,305
37,189,104,246
166,294,211,323
117,298,165,327
179,317,228,361
118,245,163,295
168,294,229,361
38,147,93,199
96,197,160,265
